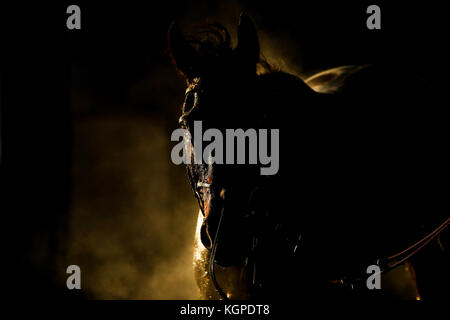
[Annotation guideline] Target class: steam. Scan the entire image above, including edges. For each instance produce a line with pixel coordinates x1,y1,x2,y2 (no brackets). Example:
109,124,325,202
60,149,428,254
59,115,199,299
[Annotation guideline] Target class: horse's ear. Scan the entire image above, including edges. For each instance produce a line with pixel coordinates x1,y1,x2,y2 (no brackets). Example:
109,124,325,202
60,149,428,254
168,22,198,78
235,13,260,68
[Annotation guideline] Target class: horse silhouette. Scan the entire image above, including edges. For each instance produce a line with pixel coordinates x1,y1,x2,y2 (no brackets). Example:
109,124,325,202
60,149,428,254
168,13,449,300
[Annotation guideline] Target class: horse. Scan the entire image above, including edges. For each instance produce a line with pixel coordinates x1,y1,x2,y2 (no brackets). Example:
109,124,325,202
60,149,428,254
168,13,449,300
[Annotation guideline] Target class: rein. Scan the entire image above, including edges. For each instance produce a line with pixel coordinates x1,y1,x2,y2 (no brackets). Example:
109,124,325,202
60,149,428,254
330,218,449,290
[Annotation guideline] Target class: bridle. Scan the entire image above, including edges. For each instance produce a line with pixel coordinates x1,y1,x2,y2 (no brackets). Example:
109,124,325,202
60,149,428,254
187,163,267,300
189,162,449,299
186,156,449,299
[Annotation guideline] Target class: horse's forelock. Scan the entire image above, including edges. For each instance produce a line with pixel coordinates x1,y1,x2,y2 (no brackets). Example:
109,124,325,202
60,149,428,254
185,23,232,66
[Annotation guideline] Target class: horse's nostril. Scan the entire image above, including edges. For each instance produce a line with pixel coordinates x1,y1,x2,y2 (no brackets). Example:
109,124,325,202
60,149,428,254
200,223,212,249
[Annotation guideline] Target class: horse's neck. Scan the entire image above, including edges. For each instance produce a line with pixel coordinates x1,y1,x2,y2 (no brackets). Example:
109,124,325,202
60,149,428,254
256,71,320,124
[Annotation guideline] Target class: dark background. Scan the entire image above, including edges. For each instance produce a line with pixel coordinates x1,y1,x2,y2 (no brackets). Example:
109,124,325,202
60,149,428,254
1,0,448,299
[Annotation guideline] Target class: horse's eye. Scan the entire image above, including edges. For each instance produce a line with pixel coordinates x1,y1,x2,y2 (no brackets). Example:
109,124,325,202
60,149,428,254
183,91,197,113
